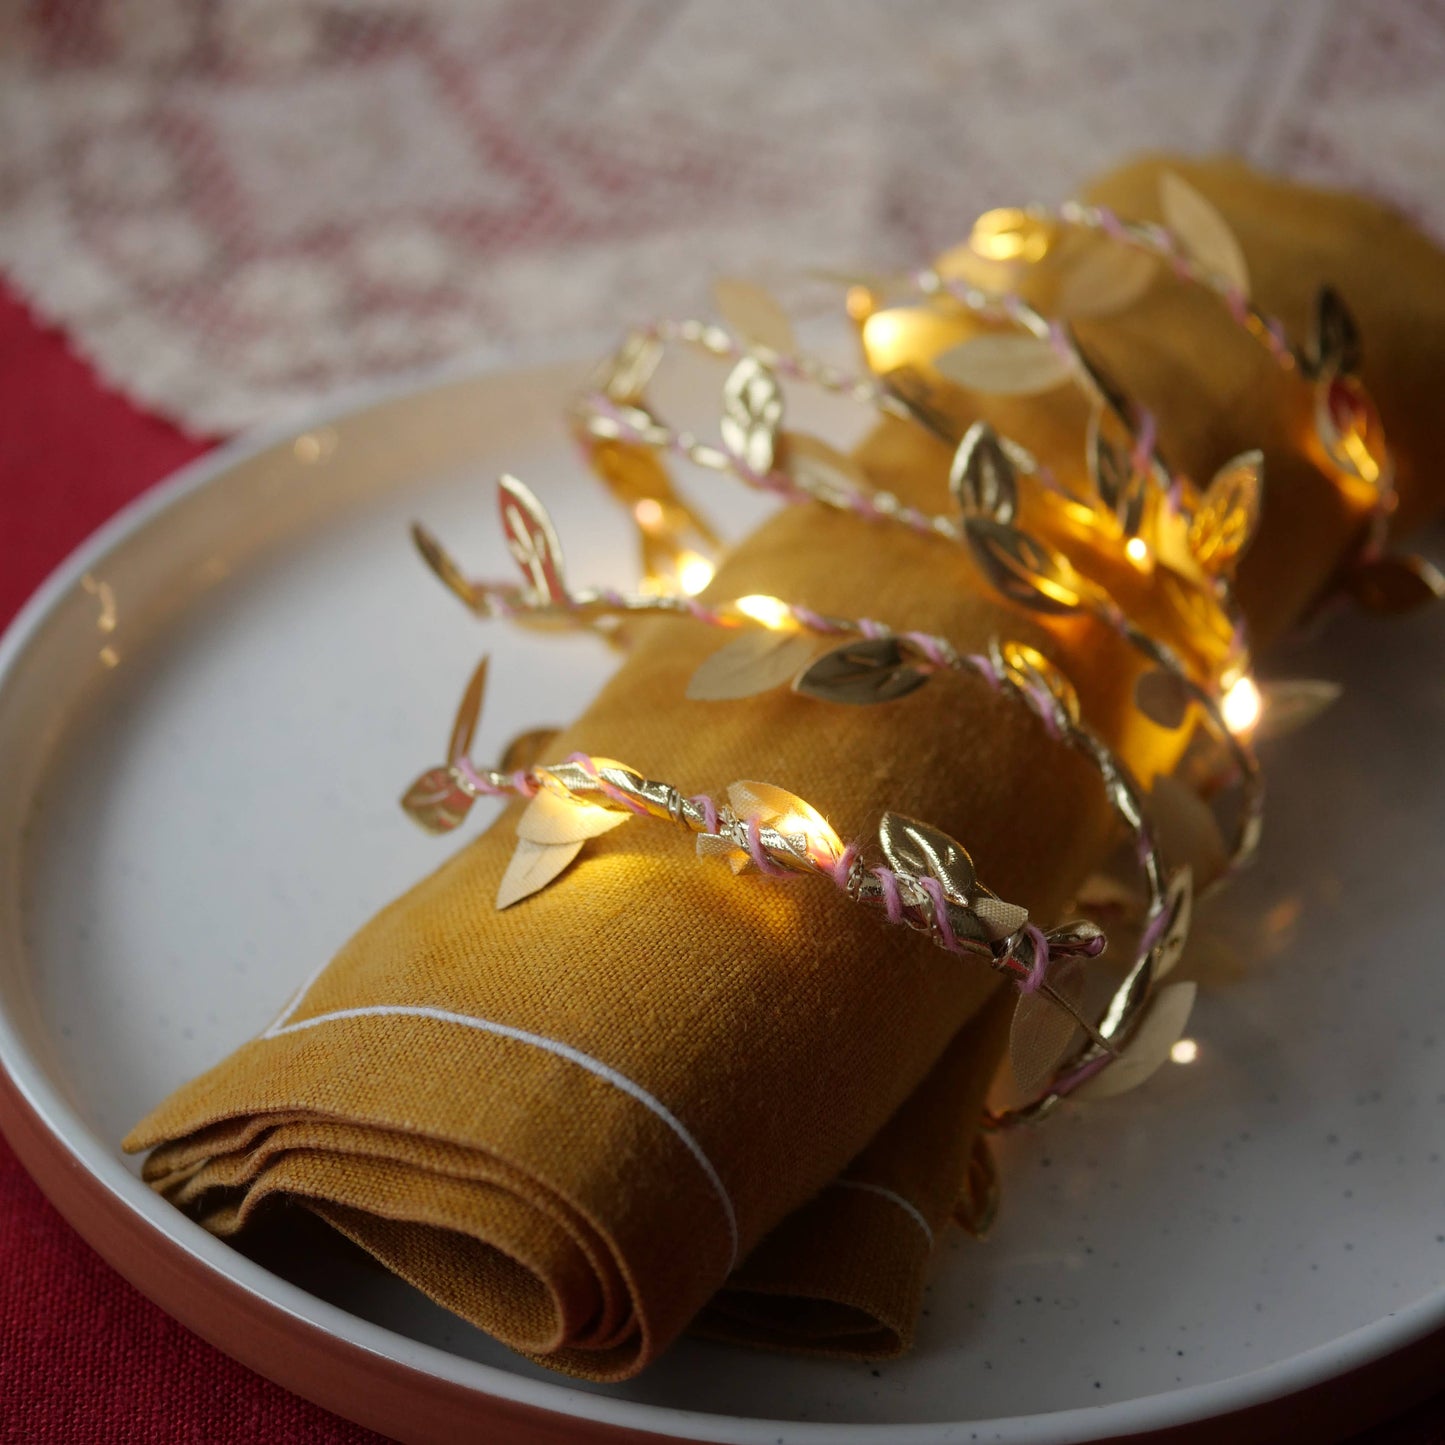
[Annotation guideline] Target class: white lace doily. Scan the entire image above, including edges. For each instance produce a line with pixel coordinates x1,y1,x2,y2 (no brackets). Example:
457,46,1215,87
1,0,1440,434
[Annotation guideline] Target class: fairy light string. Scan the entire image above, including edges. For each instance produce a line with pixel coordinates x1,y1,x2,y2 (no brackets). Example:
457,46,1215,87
405,474,1195,1123
400,174,1424,1121
569,315,1264,876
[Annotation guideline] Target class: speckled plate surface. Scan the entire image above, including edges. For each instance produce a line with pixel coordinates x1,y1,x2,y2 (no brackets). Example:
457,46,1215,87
2,357,1445,1444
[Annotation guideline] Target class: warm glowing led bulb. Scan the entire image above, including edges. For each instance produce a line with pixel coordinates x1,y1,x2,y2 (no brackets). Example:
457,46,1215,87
1170,1038,1199,1065
1222,675,1262,735
734,594,793,630
776,806,843,867
1125,536,1150,565
632,498,664,530
677,552,715,596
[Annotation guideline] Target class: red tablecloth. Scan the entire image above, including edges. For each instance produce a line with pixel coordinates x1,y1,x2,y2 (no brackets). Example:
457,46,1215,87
2,280,1442,1445
0,284,383,1444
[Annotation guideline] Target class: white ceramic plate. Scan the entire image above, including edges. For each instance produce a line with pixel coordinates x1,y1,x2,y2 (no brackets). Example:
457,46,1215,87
3,357,1445,1444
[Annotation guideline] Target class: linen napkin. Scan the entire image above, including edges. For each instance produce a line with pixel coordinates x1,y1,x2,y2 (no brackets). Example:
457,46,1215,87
126,156,1445,1379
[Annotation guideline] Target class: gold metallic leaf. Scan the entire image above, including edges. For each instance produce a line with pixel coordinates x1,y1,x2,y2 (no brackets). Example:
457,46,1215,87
1148,774,1228,890
686,630,820,701
1054,241,1157,319
878,812,977,899
411,523,479,611
496,838,584,909
498,474,568,604
1305,285,1361,379
1133,667,1192,731
1075,981,1197,1100
590,439,721,566
1152,867,1194,981
1011,958,1084,1096
515,787,629,846
955,1135,1000,1239
934,332,1073,396
949,421,1018,525
1188,450,1262,575
1255,679,1342,741
793,635,930,705
998,641,1082,728
1085,407,1145,536
1159,171,1250,296
1343,554,1445,614
712,276,796,355
719,356,784,476
593,328,662,402
400,767,474,835
966,518,1085,614
447,656,489,765
498,726,559,776
1315,374,1388,487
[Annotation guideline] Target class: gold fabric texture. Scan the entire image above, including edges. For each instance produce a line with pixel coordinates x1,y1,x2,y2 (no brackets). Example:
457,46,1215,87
126,156,1445,1379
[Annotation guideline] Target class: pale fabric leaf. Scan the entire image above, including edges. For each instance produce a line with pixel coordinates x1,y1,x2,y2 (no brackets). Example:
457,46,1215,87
1256,679,1342,741
973,895,1029,941
515,787,629,845
712,276,797,355
495,838,584,909
1011,958,1084,1096
696,833,750,874
1148,775,1229,890
1075,981,1197,1100
686,630,819,701
1159,171,1250,296
1134,667,1191,731
1055,242,1157,319
934,333,1073,396
727,779,810,825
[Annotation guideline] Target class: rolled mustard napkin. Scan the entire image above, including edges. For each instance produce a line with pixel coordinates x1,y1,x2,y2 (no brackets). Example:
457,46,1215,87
700,154,1445,1357
126,155,1445,1379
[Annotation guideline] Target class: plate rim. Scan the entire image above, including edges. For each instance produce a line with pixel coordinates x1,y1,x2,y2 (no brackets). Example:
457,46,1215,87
2,356,1443,1445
